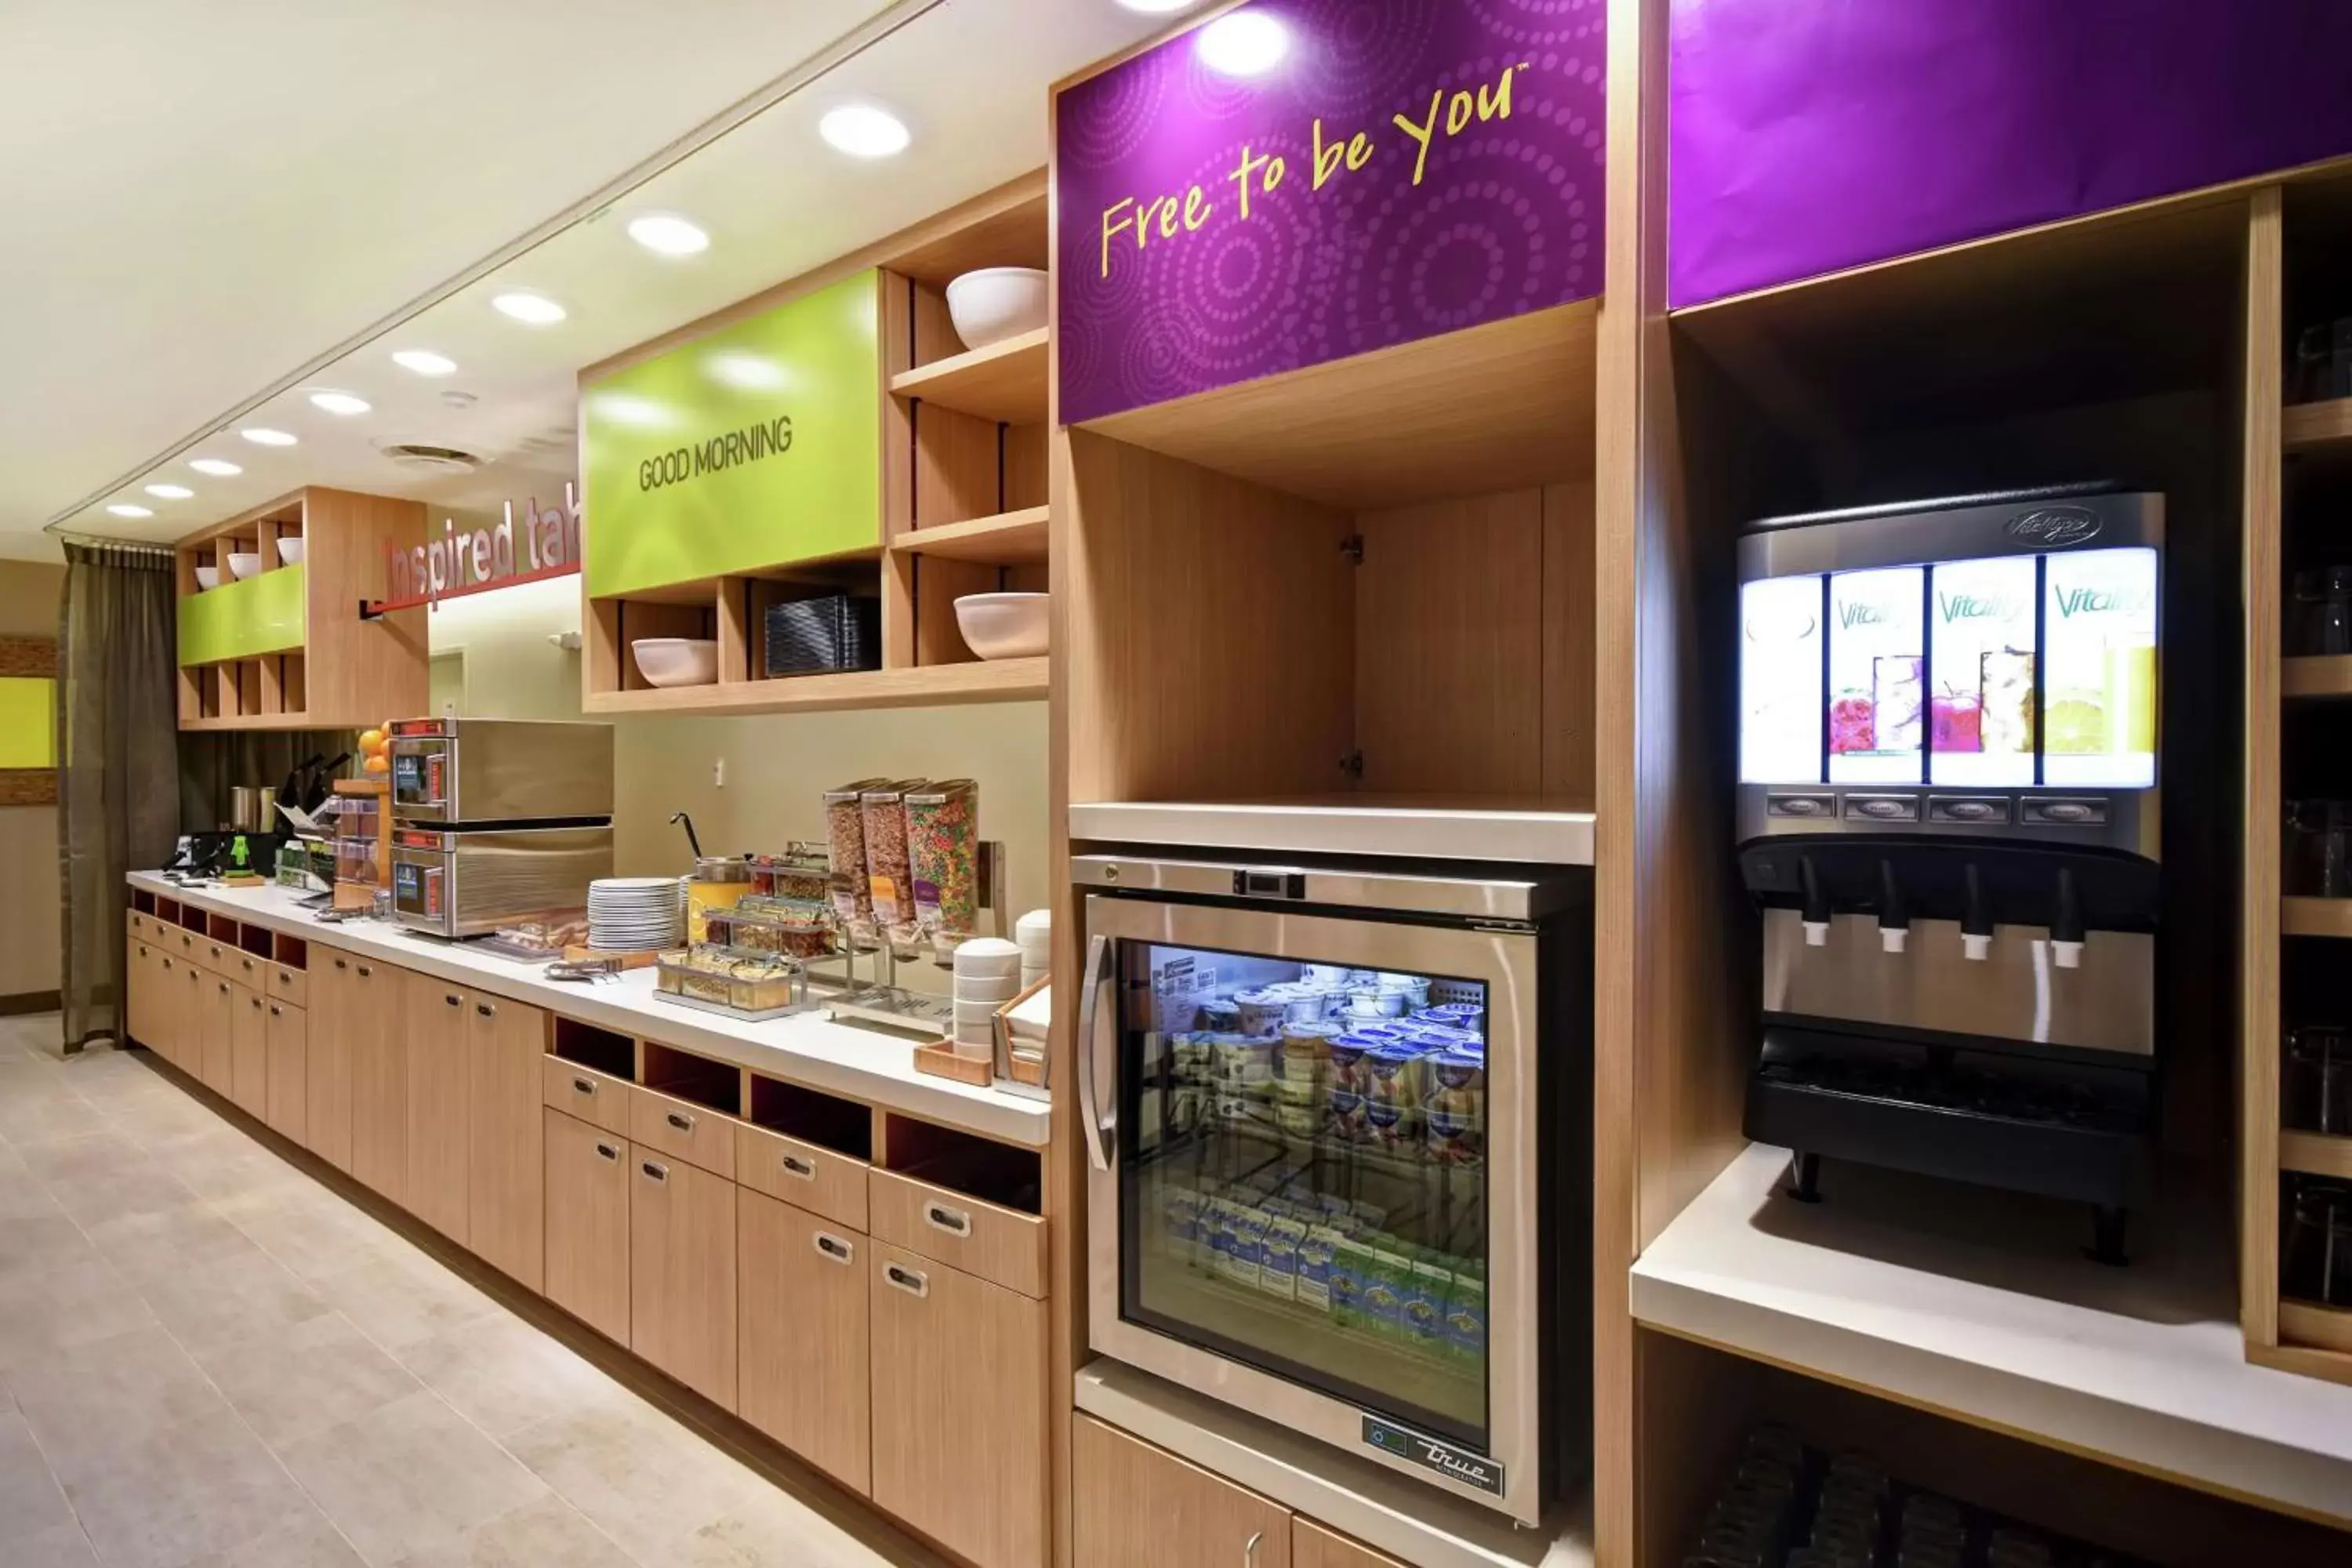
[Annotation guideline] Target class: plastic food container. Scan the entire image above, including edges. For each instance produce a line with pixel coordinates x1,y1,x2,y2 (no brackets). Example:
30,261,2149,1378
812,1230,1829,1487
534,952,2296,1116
823,779,888,924
751,844,832,902
654,946,805,1015
860,780,927,930
1233,989,1290,1037
905,779,980,937
702,896,837,960
1425,1048,1486,1164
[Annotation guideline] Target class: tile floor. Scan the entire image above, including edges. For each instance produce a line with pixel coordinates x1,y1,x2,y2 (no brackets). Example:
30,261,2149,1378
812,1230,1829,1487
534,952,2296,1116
0,1014,937,1568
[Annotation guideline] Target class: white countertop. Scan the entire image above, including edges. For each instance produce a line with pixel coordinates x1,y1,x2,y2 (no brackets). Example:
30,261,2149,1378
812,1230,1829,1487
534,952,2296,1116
1076,1362,1592,1568
1632,1142,2352,1527
1070,795,1596,866
129,872,1050,1148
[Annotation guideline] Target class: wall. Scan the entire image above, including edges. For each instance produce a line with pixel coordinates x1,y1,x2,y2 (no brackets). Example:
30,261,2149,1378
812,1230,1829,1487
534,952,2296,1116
0,557,64,1004
423,573,583,721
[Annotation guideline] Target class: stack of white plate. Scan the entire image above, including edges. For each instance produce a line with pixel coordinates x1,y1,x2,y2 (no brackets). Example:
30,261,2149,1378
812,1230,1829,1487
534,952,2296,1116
952,937,1024,1061
1015,908,1051,991
588,877,683,952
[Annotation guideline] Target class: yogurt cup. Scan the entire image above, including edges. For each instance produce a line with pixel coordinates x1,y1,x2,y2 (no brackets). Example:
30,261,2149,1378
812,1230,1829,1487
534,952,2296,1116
1234,989,1290,1037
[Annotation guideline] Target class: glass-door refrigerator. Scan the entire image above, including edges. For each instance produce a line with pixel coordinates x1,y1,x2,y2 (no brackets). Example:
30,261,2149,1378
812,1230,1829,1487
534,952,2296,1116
1073,852,1592,1526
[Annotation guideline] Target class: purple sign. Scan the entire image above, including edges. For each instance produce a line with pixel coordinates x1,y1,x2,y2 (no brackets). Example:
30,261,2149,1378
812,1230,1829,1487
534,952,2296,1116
1055,0,1605,426
1671,0,2352,309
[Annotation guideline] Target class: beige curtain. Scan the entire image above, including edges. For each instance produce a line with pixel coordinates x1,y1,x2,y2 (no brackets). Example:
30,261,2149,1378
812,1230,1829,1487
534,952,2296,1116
57,543,179,1052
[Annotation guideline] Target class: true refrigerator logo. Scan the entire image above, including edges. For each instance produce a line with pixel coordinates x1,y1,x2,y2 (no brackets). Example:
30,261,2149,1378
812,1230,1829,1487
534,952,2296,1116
1360,1415,1504,1496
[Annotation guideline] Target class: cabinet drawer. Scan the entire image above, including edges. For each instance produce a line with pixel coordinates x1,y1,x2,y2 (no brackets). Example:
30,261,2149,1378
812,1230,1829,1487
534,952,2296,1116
630,1087,737,1181
265,962,308,1010
735,1123,869,1232
126,911,148,942
227,947,271,994
868,1169,1045,1301
173,927,202,964
542,1056,631,1137
201,937,238,976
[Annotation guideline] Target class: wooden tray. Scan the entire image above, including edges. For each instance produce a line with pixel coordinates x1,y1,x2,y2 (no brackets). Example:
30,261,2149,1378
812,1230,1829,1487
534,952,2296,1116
561,944,662,971
913,1038,993,1086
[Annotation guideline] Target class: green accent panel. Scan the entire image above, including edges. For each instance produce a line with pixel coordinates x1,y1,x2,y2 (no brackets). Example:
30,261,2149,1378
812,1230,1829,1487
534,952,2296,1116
0,677,54,768
178,564,306,666
583,269,881,599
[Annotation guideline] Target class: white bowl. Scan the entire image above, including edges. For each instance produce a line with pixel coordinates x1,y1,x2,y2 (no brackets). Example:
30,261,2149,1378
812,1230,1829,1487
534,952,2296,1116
953,593,1049,661
632,638,719,688
945,267,1049,351
194,566,220,591
276,537,305,567
226,552,263,582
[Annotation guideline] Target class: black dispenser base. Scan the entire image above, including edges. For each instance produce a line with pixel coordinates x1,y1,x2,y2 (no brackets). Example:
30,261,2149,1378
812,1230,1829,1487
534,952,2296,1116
1747,1025,2155,1265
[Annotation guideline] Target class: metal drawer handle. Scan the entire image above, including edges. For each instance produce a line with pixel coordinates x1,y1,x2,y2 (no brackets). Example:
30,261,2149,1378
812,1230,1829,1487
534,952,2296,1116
779,1153,816,1181
270,1005,281,1018
241,956,255,971
250,995,263,1010
666,1110,695,1133
641,1160,669,1182
572,1076,597,1098
884,1262,928,1298
814,1232,855,1265
218,982,230,995
356,964,372,978
445,993,462,1008
278,971,293,985
333,958,348,971
1244,1530,1263,1565
476,1003,495,1018
595,1142,619,1161
924,1202,971,1237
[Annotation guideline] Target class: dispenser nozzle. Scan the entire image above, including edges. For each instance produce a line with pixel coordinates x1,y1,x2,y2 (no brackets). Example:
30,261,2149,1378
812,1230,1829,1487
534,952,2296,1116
2052,866,2085,971
1799,855,1830,947
1877,860,1909,954
1961,863,1992,962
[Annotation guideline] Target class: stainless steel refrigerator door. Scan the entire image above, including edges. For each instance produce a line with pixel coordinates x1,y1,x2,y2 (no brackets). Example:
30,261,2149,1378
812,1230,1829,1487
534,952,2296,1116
1080,892,1544,1523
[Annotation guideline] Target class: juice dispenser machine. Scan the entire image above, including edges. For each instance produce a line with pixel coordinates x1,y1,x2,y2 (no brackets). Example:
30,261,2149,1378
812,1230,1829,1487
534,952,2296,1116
1734,486,2161,1262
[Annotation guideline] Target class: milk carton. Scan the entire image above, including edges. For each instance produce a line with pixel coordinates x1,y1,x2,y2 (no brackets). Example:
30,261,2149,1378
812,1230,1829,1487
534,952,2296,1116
1297,1226,1342,1311
1260,1216,1308,1301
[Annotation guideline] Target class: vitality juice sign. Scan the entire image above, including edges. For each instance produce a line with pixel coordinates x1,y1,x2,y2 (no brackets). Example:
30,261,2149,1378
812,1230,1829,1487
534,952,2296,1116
1054,0,1606,424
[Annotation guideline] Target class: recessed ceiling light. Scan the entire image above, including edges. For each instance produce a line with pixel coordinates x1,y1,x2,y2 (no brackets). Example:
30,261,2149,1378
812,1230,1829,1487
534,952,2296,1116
188,458,241,477
492,291,567,325
627,214,710,256
819,103,910,158
1116,0,1197,10
241,427,298,447
143,483,193,499
106,503,153,518
1196,11,1288,75
309,390,371,416
391,349,457,376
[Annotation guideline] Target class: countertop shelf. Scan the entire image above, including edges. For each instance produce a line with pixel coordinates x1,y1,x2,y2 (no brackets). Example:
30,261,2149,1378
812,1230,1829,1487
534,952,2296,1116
127,872,1050,1146
2283,395,2352,452
2282,897,2352,938
889,328,1049,424
2282,654,2352,698
1630,1143,2352,1530
1069,793,1596,866
2280,1128,2352,1179
584,657,1047,717
891,506,1050,564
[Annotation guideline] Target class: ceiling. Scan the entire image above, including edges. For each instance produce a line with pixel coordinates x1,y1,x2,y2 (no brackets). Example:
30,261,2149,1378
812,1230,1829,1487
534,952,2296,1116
2,0,1187,558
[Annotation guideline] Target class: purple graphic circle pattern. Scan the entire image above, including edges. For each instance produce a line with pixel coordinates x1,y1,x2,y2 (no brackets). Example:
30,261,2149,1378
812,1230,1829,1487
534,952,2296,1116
1057,0,1605,426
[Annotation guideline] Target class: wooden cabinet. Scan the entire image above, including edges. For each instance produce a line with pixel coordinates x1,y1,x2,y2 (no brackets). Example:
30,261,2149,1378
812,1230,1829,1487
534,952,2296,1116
735,1123,869,1231
403,972,471,1241
230,984,270,1119
174,955,205,1072
466,993,546,1290
198,971,236,1096
126,942,155,1054
869,1168,1047,1300
347,957,407,1204
543,1108,630,1345
1292,1519,1406,1568
629,1142,737,1411
264,999,307,1145
629,1085,736,1179
541,1055,630,1136
306,949,356,1171
1073,1417,1292,1568
738,1189,870,1495
870,1241,1046,1568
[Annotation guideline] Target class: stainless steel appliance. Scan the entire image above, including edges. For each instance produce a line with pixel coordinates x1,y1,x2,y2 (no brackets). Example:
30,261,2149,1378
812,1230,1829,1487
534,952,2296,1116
1073,851,1592,1525
387,717,614,827
1734,485,2163,1260
391,824,615,938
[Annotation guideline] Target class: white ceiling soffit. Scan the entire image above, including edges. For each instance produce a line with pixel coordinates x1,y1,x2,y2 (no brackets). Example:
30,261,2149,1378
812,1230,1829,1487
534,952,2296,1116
34,0,1183,551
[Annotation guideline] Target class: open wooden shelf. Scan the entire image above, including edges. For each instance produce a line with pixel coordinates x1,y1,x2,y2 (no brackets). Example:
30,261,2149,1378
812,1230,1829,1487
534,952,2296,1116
2280,1128,2352,1178
2279,1300,2352,1359
2283,654,2352,697
2283,897,2352,938
180,713,324,733
582,656,1046,717
889,328,1049,423
2284,396,2352,451
1069,794,1595,866
891,506,1049,565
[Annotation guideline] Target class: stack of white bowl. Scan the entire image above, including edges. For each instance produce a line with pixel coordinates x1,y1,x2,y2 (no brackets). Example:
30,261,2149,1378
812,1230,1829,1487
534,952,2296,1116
1015,908,1051,990
588,877,683,953
953,937,1024,1062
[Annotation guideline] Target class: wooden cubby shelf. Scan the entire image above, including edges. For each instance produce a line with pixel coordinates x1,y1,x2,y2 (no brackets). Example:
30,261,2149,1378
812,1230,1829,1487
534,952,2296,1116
2283,896,2352,938
2280,1128,2352,1178
890,506,1049,565
2280,1299,2352,1356
583,656,1047,717
2283,395,2352,452
2281,654,2352,697
888,327,1049,424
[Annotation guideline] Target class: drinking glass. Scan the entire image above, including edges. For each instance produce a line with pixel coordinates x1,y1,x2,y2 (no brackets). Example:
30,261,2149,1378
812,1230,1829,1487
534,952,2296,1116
2286,800,2352,897
2281,1178,2352,1305
2285,1025,2352,1134
2295,318,2352,403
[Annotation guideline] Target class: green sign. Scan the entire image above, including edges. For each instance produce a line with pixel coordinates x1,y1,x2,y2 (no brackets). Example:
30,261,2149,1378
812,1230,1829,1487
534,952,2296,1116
583,269,882,599
0,677,54,768
178,565,306,667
